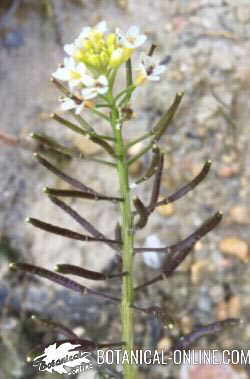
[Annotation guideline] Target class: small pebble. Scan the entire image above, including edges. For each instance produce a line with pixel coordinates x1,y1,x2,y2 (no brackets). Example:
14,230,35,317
219,237,248,262
73,135,102,155
157,201,175,217
229,205,249,225
218,165,240,178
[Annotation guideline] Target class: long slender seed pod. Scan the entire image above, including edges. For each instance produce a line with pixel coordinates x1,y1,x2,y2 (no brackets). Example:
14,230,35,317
26,217,118,244
48,196,121,251
152,92,184,141
55,264,107,280
44,188,122,202
134,248,193,291
89,135,116,157
35,154,99,195
150,160,212,212
9,263,120,302
31,134,115,166
55,264,126,281
171,318,240,351
52,114,116,154
51,113,88,136
30,133,72,157
135,212,223,291
135,146,161,185
30,315,77,339
135,211,222,254
148,153,164,211
133,197,149,229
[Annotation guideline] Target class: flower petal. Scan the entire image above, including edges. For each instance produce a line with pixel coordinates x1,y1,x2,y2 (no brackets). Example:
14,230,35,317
81,88,97,100
96,20,107,34
60,98,76,111
127,26,139,37
64,43,75,56
52,67,70,81
97,75,108,86
81,75,95,87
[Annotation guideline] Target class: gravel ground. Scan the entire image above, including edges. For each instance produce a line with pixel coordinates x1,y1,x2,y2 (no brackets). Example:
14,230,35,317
0,1,250,378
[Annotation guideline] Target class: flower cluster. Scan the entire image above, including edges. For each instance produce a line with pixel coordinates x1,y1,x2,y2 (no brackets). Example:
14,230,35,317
52,21,165,114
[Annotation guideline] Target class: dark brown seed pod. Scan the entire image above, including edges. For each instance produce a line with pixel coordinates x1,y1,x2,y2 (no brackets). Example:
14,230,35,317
135,211,223,254
55,264,127,281
44,188,122,202
151,160,212,212
55,264,107,281
9,262,88,294
133,197,149,229
48,196,121,252
35,153,98,195
26,217,117,244
135,146,161,185
148,153,164,211
171,318,240,351
135,212,223,291
9,263,120,302
30,315,77,339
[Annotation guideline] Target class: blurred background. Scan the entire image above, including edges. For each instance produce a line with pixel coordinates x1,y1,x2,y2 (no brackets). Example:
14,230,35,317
0,0,250,378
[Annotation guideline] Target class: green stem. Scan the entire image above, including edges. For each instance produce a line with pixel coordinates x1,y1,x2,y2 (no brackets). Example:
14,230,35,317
111,108,137,379
126,131,152,150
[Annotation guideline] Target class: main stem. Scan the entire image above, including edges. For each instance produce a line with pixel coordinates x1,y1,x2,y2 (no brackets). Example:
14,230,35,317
112,109,137,379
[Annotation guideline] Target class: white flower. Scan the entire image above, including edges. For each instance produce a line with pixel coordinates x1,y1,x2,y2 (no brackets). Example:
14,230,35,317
78,20,107,42
81,75,108,99
116,26,147,49
52,58,86,90
64,21,107,55
136,53,166,84
59,97,85,115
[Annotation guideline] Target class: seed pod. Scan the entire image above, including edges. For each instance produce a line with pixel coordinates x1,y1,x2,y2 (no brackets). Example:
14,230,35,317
154,160,212,210
172,318,240,351
133,197,149,229
35,154,98,195
152,92,184,141
135,146,161,185
44,188,122,202
26,217,116,243
30,315,77,339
